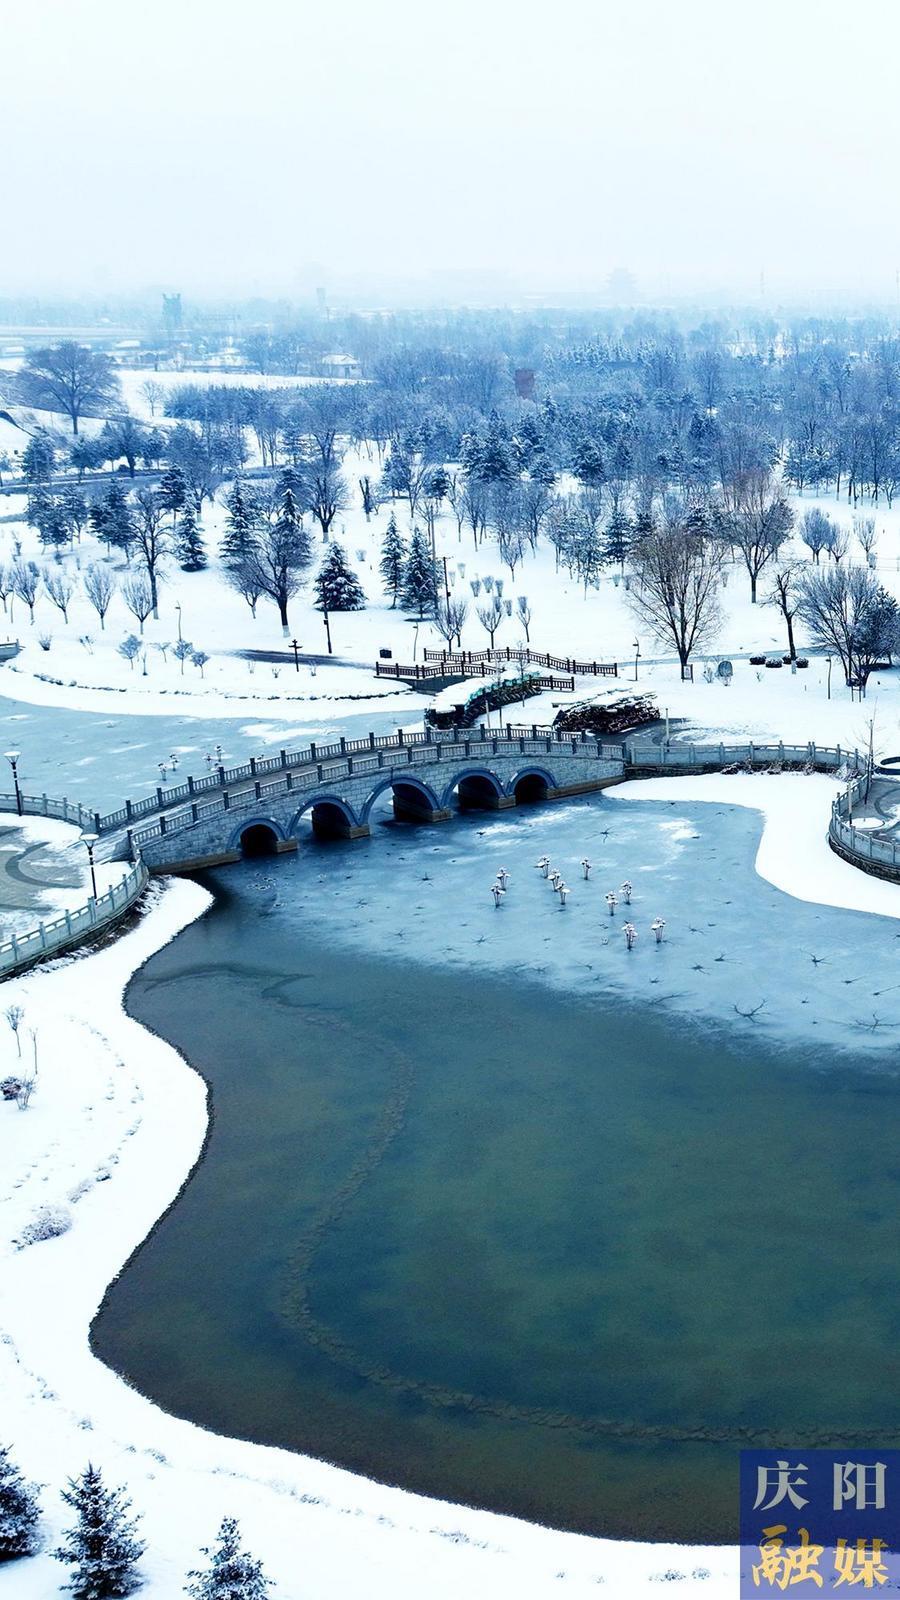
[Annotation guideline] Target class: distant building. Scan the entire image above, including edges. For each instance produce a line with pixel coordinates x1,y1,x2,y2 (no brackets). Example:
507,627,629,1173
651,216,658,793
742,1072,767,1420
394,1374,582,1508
321,352,361,379
162,293,182,339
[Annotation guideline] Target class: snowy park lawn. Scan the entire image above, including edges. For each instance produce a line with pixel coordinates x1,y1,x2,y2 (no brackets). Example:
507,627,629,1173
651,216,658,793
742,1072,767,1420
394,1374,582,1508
0,814,128,941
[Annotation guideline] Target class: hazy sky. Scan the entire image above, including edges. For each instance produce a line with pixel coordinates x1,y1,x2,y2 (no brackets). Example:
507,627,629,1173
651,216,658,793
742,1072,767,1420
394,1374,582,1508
4,0,900,304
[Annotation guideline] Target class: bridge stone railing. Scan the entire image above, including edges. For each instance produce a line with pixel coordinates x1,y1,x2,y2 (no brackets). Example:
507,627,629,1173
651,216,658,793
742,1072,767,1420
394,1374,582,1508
129,730,627,855
94,723,614,834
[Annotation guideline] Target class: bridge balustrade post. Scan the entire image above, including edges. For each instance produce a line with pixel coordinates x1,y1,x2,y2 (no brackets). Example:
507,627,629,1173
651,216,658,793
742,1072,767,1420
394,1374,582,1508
407,747,413,764
93,811,101,832
749,741,755,765
187,776,194,795
157,787,165,807
126,828,134,857
191,803,198,821
222,793,230,811
810,742,817,765
778,741,785,762
398,728,405,745
280,749,287,766
369,732,376,748
217,766,226,786
340,737,347,753
378,751,384,768
347,758,354,774
125,799,133,821
317,764,323,781
159,815,167,834
250,757,257,776
285,773,293,791
254,782,262,799
309,743,317,761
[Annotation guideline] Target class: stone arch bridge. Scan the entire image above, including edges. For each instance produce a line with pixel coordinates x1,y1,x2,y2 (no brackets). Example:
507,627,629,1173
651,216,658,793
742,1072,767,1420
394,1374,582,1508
124,726,627,873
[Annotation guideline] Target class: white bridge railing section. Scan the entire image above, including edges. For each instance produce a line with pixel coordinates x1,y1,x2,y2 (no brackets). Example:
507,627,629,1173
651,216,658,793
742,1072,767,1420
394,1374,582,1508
0,858,149,977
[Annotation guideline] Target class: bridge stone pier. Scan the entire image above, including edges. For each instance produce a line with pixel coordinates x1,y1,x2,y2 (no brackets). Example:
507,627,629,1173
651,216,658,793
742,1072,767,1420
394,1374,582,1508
125,726,627,873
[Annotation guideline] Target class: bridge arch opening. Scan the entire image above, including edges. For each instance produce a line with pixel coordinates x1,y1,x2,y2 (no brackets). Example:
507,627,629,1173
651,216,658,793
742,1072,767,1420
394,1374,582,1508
363,776,447,827
239,822,281,857
444,770,507,813
511,770,553,806
290,795,364,842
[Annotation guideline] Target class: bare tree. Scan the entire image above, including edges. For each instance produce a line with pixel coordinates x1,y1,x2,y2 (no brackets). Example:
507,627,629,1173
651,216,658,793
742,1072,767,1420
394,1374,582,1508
719,470,793,602
628,520,724,678
476,595,504,647
131,489,171,618
141,379,165,417
0,562,13,616
798,507,835,565
765,561,803,662
43,567,74,623
122,572,153,633
308,460,349,538
854,514,878,565
17,342,120,434
11,561,41,624
516,595,532,642
233,516,312,634
83,564,116,630
830,525,850,563
434,594,468,650
797,564,896,688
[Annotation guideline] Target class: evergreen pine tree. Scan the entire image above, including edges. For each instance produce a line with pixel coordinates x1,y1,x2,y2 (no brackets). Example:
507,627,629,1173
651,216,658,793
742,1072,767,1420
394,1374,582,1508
602,509,634,571
314,543,366,612
0,1444,41,1562
220,480,259,569
379,513,406,607
399,525,438,617
184,1517,272,1600
54,1464,144,1599
157,465,187,527
273,483,312,568
176,504,207,571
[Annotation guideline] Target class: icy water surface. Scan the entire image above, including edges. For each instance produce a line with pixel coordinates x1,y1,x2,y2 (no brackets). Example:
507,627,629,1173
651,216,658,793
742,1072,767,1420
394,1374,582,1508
95,792,900,1541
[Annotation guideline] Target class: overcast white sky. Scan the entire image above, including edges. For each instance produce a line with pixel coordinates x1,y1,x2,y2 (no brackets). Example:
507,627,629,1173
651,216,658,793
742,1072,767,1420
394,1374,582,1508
4,0,900,304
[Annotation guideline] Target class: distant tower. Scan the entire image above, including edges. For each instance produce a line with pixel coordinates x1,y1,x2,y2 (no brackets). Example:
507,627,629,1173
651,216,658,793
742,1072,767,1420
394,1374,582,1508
162,293,182,341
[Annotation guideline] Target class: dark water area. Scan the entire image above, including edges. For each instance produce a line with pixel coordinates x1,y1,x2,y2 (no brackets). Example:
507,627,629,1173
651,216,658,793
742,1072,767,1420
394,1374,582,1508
93,792,900,1544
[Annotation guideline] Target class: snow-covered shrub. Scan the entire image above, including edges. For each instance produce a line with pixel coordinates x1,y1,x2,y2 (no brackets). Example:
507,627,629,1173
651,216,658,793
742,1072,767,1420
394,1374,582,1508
764,658,783,669
0,1076,23,1101
17,1205,72,1249
37,633,51,651
796,657,809,668
749,654,766,665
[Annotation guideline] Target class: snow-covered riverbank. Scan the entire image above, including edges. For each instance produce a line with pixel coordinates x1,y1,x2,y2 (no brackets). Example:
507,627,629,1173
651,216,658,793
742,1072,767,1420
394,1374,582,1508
4,769,896,1597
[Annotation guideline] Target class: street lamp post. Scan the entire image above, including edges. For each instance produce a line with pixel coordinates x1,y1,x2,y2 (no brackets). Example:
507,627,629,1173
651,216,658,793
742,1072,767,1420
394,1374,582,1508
175,603,183,642
322,606,333,655
82,832,98,900
633,638,641,682
291,638,300,673
4,750,22,816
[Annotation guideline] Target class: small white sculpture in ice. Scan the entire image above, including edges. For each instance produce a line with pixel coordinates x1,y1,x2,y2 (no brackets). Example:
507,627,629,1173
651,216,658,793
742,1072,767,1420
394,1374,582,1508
535,856,551,877
581,858,592,879
497,867,510,890
550,869,562,890
623,922,637,949
606,892,618,916
491,882,506,907
558,882,570,905
621,880,632,904
651,917,666,943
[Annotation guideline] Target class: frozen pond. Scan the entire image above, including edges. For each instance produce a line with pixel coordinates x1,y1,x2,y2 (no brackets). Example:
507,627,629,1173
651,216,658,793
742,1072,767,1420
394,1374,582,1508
93,790,900,1542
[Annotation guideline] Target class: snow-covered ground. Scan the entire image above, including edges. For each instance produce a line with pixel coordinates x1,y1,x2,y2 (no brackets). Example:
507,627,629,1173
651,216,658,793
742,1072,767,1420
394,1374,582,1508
0,814,126,941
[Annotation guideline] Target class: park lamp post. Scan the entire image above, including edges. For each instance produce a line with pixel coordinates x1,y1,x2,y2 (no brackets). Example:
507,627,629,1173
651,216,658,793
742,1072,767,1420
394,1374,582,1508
291,638,301,673
322,605,333,656
633,637,641,682
175,602,183,642
82,832,99,900
4,750,22,816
